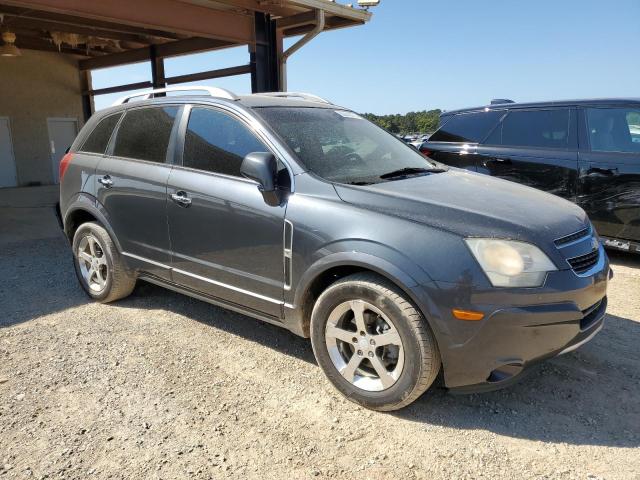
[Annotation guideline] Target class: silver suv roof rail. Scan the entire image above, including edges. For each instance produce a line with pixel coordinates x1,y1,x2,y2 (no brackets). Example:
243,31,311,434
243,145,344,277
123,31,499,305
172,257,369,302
112,86,238,106
258,92,332,104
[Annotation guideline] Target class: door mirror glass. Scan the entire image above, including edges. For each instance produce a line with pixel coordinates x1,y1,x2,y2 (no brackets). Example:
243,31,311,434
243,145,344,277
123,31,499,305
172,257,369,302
240,152,280,205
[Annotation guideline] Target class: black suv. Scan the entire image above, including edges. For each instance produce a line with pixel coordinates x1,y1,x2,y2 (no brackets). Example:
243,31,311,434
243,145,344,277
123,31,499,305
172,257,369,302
424,99,640,254
59,87,609,411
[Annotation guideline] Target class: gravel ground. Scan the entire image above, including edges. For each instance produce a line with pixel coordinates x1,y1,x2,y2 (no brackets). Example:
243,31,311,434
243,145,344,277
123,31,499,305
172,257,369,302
1,205,639,480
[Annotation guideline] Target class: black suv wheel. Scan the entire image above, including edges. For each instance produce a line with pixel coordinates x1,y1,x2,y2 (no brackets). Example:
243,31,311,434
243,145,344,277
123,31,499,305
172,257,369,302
310,272,441,411
72,222,136,303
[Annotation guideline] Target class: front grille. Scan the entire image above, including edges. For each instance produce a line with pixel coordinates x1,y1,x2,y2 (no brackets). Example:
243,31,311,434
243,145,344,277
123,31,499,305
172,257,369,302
555,227,590,247
567,249,599,274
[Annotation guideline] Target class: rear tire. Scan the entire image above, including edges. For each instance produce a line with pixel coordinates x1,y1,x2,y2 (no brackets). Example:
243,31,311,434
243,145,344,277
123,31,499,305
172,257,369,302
72,221,136,303
310,272,441,411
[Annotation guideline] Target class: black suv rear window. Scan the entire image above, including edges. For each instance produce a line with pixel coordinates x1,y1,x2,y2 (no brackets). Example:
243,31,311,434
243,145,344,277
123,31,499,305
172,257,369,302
430,111,503,143
112,106,179,163
80,113,121,155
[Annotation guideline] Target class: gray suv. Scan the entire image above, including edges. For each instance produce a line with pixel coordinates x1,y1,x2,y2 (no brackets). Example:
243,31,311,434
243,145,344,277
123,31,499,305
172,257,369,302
59,87,610,411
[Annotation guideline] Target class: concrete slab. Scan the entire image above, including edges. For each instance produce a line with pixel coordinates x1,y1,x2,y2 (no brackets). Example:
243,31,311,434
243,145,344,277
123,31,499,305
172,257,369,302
0,185,59,208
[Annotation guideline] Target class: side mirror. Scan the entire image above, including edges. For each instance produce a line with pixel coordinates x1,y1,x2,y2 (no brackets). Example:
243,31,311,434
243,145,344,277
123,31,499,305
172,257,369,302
240,152,280,206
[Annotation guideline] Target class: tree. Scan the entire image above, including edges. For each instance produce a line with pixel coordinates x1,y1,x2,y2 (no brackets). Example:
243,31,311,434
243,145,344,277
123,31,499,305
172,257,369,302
361,109,442,135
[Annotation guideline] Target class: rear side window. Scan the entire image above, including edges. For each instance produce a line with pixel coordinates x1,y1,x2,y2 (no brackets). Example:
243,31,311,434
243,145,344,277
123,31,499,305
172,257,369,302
80,113,121,154
586,107,640,153
183,107,268,177
429,111,503,143
112,106,179,163
500,109,570,149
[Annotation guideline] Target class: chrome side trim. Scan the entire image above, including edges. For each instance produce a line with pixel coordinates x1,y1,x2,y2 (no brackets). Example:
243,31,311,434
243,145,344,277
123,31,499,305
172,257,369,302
122,252,171,269
558,322,604,356
123,252,284,305
173,268,283,305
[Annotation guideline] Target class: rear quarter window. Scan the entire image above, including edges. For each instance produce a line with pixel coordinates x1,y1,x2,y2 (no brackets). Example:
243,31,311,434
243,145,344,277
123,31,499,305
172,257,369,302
429,110,503,143
112,106,180,163
80,113,122,154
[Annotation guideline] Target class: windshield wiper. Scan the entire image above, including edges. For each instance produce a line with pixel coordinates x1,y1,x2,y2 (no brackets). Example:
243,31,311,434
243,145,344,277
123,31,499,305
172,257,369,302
379,166,446,180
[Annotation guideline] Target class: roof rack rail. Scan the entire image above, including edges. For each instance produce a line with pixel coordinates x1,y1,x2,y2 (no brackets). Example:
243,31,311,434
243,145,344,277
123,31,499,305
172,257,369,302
258,92,332,104
112,86,237,106
490,98,515,105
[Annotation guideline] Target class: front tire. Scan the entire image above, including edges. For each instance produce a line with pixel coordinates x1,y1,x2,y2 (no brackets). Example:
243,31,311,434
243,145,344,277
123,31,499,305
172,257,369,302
72,221,136,303
310,272,441,411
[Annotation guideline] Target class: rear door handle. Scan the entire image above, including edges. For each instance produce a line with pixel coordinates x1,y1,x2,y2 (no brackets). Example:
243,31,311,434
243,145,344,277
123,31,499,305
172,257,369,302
170,191,192,207
586,167,618,177
98,175,113,188
482,158,512,167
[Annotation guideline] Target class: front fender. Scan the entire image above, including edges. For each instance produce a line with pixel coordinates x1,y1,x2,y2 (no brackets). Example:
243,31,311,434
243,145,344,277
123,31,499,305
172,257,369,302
283,242,435,337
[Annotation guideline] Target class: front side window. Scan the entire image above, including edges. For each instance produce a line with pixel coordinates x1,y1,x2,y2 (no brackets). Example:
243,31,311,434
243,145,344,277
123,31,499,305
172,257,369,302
586,107,640,153
112,106,179,163
500,109,570,149
430,111,503,143
256,107,438,185
183,108,268,177
80,113,122,154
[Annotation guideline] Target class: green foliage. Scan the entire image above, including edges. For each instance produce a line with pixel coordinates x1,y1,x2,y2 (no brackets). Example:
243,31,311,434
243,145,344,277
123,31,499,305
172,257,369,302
361,109,442,135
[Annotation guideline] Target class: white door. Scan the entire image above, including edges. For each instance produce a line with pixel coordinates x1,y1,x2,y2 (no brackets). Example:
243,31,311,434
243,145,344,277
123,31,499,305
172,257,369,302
47,118,78,184
0,117,18,188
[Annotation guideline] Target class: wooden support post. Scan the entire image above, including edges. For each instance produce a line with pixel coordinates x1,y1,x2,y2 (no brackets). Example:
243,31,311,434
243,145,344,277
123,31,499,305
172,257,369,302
79,69,94,121
150,45,166,90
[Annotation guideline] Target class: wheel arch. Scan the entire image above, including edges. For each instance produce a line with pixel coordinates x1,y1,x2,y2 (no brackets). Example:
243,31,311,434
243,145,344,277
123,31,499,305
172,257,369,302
286,252,434,339
63,194,123,253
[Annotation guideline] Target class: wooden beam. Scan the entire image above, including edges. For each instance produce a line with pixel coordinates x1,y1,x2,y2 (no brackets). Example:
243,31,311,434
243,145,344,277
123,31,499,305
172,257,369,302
0,5,184,41
14,36,104,57
0,0,255,44
282,15,362,36
4,16,161,44
79,47,150,70
78,37,235,71
177,0,299,18
284,0,371,22
84,80,153,96
165,64,251,85
276,10,316,30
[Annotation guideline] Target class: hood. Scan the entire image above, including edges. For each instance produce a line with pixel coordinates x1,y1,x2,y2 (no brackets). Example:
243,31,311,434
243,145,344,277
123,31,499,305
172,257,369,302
334,169,589,246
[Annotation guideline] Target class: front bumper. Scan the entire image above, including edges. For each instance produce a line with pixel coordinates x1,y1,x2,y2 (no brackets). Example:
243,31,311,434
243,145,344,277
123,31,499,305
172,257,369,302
412,246,610,392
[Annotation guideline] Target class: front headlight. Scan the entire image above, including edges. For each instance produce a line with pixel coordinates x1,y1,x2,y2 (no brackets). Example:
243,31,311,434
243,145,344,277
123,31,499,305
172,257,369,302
465,238,557,287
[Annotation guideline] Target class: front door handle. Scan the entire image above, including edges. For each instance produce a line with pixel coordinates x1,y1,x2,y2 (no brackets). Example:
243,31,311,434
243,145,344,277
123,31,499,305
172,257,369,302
98,175,113,188
170,191,192,207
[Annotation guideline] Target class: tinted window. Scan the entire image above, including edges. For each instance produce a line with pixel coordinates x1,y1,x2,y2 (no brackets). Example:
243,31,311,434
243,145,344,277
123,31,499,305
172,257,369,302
183,108,268,177
80,113,121,154
501,109,570,148
112,106,179,162
587,107,640,153
429,111,503,143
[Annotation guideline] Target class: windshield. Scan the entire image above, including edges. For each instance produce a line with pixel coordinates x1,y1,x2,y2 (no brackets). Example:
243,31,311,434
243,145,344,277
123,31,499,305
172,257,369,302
256,107,439,184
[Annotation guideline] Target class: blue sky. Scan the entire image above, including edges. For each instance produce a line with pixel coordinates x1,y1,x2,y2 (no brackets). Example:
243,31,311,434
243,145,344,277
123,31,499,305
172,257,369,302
92,0,640,114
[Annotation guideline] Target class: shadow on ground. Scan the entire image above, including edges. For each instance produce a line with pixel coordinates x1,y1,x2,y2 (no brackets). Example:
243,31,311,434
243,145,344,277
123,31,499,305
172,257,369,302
120,282,640,449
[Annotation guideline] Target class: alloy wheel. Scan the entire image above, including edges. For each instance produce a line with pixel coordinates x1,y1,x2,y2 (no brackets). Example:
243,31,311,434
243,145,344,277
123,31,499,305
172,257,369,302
325,299,405,392
77,234,109,293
